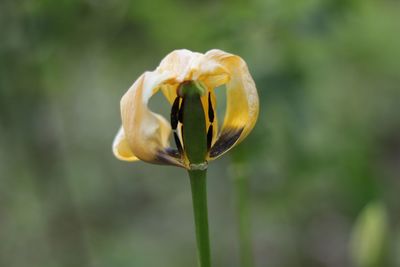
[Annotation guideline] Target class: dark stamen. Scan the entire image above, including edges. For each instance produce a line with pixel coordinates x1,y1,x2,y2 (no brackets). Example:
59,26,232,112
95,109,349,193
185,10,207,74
208,92,214,123
178,97,185,123
170,96,180,130
173,132,183,155
207,124,213,151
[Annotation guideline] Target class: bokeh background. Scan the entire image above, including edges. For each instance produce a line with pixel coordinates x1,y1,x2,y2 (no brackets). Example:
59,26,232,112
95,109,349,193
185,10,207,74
1,0,400,266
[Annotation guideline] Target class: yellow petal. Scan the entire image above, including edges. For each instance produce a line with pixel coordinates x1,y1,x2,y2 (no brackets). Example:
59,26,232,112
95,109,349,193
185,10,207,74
159,49,229,104
158,50,201,104
158,50,228,150
205,49,259,159
120,71,184,167
112,127,139,161
115,49,256,166
160,83,179,105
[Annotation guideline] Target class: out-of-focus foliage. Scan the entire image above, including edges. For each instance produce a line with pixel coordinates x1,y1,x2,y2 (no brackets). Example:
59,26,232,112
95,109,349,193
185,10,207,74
350,201,388,267
1,0,399,266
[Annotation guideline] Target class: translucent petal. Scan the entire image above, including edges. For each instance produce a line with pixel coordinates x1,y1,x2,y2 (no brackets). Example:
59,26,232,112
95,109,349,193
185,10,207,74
112,127,139,161
205,49,259,159
158,49,203,83
159,49,229,104
119,71,184,167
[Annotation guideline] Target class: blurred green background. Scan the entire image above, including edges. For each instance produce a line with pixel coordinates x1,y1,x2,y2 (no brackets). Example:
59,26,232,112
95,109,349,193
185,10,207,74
1,0,400,266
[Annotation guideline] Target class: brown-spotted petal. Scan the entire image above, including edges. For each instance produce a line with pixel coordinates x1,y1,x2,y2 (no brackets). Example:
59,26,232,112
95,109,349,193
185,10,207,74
205,49,259,160
120,71,184,167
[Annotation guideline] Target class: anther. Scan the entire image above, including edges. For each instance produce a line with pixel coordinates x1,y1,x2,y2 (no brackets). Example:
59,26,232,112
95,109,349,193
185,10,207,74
207,124,213,151
178,97,185,123
170,96,180,130
208,92,214,123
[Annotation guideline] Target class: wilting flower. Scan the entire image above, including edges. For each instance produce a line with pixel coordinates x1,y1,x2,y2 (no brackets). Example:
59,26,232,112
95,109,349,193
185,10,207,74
113,49,259,169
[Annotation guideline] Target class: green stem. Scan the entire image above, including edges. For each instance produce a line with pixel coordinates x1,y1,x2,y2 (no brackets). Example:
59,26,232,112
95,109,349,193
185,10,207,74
233,164,254,267
188,169,211,267
180,81,211,267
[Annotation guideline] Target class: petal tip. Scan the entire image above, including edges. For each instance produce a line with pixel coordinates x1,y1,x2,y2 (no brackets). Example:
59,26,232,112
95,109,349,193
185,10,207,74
112,127,139,162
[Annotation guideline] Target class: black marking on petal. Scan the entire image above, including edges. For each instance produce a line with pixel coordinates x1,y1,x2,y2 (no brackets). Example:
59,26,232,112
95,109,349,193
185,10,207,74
207,124,213,151
178,97,185,123
155,150,184,168
165,147,180,158
173,132,184,155
208,92,214,123
170,96,180,130
209,127,244,158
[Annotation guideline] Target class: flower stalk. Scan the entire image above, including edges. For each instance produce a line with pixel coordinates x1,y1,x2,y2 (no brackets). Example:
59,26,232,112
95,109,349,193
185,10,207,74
189,169,211,267
181,82,211,267
112,49,260,267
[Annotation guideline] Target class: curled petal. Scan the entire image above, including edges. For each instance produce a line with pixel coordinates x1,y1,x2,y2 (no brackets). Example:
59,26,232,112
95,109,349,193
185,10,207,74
120,71,184,167
205,49,259,159
158,49,203,82
113,49,258,167
158,50,202,104
112,127,138,162
159,49,230,104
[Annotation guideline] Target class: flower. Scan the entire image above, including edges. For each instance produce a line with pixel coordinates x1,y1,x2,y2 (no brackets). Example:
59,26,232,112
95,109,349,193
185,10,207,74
112,49,259,169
